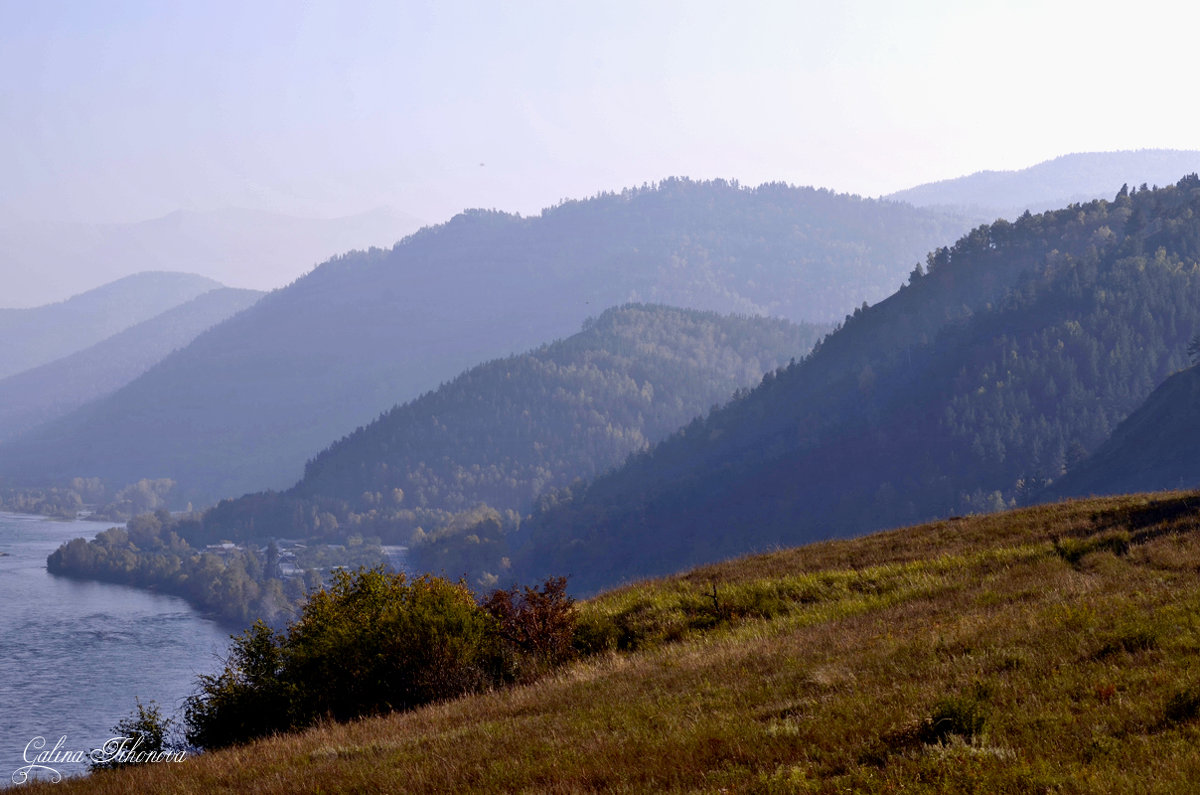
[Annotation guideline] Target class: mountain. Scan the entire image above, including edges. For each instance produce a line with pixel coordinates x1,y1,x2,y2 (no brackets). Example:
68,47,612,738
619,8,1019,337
196,304,825,561
0,287,262,443
44,491,1200,792
0,271,222,380
0,179,969,506
0,207,424,307
511,177,1200,593
887,149,1200,219
1047,364,1200,498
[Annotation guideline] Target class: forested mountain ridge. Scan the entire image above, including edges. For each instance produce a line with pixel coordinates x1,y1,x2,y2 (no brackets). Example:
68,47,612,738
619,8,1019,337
886,149,1200,219
0,271,221,379
197,305,825,564
0,287,262,442
0,179,968,506
1046,364,1200,499
513,177,1200,593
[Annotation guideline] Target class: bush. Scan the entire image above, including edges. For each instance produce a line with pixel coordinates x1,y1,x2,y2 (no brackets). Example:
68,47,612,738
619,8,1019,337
286,569,496,723
481,576,577,679
91,700,181,771
184,621,289,750
1095,625,1159,659
185,567,568,750
1053,531,1131,566
1164,685,1200,725
920,685,990,745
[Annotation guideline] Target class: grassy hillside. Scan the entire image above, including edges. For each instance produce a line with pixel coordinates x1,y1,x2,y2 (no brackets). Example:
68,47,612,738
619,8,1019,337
54,492,1200,793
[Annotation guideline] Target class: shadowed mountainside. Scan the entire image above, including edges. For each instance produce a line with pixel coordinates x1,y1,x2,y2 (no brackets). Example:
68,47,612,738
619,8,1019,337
0,271,221,379
0,179,969,506
512,177,1200,593
0,287,262,442
193,304,824,561
1048,365,1200,499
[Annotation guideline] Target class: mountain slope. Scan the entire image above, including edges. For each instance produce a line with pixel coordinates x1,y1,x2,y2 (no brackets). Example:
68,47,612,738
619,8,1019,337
0,180,968,506
513,177,1200,592
197,304,824,553
1048,365,1200,498
887,149,1200,219
0,207,424,307
46,492,1200,793
0,287,262,442
0,271,221,379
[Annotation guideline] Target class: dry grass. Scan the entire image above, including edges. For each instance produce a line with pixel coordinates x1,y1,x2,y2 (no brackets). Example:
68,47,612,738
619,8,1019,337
40,492,1200,793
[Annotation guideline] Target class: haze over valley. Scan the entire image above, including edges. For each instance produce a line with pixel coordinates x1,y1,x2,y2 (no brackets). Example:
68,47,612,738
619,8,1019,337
6,1,1200,790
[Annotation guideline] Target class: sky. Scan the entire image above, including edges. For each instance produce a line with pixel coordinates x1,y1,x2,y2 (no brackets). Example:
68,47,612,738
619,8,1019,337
3,0,1200,228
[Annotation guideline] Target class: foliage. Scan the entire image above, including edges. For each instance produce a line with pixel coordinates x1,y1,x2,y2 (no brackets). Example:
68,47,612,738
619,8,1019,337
46,511,307,626
183,621,292,750
285,569,494,723
1052,530,1131,566
183,568,572,750
0,477,179,522
92,478,177,521
0,485,87,519
480,576,577,678
1164,684,1200,725
195,304,825,582
89,699,180,772
515,176,1200,593
920,685,991,745
1048,364,1200,497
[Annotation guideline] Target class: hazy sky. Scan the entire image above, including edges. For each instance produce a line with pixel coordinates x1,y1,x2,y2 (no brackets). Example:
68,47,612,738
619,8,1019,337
3,0,1199,227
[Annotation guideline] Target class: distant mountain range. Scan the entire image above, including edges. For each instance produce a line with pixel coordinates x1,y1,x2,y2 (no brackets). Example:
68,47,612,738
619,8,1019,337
509,177,1200,592
0,286,262,443
887,149,1200,219
0,179,968,506
0,271,222,379
0,206,424,307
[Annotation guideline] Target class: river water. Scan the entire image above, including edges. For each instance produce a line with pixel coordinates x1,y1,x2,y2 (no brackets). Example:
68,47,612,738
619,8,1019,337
0,513,232,785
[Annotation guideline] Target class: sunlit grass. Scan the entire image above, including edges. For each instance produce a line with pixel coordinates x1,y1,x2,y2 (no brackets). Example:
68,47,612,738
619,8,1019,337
43,491,1200,793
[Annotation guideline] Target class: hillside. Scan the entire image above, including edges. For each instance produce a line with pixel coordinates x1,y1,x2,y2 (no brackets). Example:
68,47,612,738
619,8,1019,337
46,492,1200,793
0,207,424,307
0,180,968,506
194,305,822,567
0,287,262,443
0,271,221,379
511,177,1200,593
1048,365,1200,499
887,149,1200,219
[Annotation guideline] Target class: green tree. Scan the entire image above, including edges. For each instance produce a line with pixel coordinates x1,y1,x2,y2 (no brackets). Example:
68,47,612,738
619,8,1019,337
90,699,179,771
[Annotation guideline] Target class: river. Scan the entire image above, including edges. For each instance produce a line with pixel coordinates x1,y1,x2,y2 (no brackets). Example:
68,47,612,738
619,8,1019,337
0,513,232,785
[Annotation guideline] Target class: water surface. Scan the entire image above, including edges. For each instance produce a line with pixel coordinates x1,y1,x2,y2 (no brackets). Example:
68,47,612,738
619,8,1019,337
0,513,231,785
